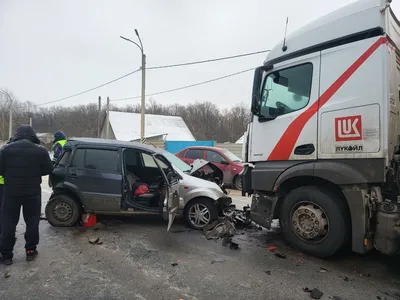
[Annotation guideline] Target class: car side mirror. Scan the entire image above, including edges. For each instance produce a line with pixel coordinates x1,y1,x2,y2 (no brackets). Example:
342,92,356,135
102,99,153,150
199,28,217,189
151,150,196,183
220,160,229,165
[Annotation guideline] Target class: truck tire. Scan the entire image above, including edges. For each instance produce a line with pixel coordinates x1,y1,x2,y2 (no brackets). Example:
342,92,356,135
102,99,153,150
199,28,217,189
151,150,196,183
45,194,81,227
280,186,350,258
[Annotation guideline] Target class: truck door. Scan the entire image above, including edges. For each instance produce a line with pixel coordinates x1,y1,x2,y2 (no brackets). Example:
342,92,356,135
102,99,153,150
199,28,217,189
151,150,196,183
249,52,321,161
317,37,385,159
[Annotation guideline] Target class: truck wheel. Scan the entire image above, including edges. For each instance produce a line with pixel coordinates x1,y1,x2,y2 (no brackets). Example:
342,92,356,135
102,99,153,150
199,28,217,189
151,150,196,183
280,186,350,258
184,198,218,230
45,194,81,227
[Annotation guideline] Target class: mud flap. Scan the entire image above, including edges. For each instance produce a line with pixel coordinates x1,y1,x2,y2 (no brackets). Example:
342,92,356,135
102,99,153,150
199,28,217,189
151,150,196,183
250,193,277,230
167,190,180,231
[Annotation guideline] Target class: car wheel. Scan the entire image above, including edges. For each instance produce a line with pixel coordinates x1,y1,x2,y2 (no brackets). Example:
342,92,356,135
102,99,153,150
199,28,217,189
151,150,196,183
45,194,81,227
280,186,350,258
184,198,218,230
234,175,243,190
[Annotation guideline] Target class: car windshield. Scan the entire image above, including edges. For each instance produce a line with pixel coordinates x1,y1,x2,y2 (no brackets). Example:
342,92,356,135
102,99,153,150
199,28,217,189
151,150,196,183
221,149,242,163
161,150,192,173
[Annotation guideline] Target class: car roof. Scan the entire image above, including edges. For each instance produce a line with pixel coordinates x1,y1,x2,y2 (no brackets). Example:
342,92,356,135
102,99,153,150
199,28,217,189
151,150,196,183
67,138,157,153
183,146,224,151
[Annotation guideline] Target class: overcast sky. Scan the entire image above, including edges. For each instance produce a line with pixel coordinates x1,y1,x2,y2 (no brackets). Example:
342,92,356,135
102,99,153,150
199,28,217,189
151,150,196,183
1,0,399,109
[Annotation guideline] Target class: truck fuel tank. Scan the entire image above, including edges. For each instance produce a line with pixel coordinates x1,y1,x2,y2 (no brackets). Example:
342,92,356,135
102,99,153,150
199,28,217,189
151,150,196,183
374,201,400,256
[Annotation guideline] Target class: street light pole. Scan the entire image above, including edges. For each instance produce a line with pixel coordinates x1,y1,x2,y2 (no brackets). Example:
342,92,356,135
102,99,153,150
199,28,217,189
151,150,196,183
120,29,146,142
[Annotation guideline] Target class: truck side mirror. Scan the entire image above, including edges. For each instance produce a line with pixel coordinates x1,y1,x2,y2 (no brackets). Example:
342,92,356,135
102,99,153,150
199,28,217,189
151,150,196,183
251,67,263,115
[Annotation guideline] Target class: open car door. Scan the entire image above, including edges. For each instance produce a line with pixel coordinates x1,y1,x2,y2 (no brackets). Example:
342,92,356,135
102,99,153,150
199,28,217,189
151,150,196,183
154,154,180,231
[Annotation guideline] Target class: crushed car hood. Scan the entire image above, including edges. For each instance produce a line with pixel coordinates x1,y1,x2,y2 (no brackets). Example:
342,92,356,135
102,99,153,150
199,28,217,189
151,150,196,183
188,159,224,186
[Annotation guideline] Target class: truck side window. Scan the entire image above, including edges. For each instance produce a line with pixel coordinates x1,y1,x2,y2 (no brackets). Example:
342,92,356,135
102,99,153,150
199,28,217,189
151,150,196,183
260,63,313,117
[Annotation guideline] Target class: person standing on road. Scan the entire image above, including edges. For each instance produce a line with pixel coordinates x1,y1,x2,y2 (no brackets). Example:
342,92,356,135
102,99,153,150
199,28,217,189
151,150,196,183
0,137,13,235
52,130,67,163
0,125,53,265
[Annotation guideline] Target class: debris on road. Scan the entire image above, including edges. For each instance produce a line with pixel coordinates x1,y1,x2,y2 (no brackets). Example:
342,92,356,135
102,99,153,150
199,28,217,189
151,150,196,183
264,270,271,275
4,272,10,278
88,237,103,245
274,252,286,259
303,287,323,299
377,290,400,300
331,296,342,300
211,258,226,264
319,267,328,273
203,206,259,250
171,263,179,267
339,275,353,282
267,245,277,252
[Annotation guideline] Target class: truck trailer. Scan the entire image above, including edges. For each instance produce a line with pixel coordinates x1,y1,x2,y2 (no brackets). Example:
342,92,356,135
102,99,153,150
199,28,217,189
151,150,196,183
241,0,400,257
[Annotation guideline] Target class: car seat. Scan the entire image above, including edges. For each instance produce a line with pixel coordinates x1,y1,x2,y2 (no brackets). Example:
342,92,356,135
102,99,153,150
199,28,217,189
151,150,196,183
126,172,159,207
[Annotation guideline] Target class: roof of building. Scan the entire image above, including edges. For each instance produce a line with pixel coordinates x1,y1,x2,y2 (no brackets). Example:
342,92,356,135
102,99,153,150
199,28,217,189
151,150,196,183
106,111,196,141
265,0,395,63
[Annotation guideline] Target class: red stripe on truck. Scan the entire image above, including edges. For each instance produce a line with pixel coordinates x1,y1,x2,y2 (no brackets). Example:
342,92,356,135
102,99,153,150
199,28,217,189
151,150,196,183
267,37,387,161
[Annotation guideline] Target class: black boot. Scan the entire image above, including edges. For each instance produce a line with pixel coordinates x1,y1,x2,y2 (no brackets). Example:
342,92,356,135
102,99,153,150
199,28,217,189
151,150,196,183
26,249,38,261
0,254,13,265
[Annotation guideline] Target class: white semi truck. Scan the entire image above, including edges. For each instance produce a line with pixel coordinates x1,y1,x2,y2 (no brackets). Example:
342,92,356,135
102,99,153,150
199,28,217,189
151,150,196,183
241,0,400,257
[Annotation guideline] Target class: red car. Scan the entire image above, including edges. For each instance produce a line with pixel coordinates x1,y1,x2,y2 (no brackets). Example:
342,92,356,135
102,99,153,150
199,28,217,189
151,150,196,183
175,146,244,189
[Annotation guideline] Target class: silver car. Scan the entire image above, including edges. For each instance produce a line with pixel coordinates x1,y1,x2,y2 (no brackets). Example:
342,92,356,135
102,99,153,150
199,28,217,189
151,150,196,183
155,149,232,230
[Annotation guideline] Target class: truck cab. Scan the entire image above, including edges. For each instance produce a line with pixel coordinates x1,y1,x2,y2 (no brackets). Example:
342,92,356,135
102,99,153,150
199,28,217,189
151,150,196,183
242,0,400,257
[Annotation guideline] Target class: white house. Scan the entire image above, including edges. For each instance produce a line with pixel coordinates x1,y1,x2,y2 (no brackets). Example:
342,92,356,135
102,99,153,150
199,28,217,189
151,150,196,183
100,111,195,142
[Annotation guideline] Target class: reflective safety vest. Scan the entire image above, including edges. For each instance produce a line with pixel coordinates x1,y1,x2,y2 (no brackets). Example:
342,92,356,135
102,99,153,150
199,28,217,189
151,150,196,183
53,139,67,150
0,176,3,185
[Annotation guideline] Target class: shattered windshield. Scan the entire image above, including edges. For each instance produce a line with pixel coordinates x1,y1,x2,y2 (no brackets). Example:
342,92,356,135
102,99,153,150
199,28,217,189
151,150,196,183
161,150,192,173
221,149,242,163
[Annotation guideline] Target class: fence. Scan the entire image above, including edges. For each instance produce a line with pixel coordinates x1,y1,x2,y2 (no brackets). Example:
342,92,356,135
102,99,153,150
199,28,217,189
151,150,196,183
215,143,243,159
165,140,214,154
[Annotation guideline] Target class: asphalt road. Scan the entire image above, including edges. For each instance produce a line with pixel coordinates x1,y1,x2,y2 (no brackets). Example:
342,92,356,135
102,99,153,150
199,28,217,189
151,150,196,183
1,180,400,300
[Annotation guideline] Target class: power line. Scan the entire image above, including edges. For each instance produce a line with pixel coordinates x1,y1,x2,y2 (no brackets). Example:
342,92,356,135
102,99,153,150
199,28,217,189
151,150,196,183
37,68,141,106
36,49,269,107
146,49,269,70
111,67,256,102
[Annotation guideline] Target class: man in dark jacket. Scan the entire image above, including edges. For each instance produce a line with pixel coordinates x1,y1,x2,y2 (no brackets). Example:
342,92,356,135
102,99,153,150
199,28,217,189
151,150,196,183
52,130,67,163
0,137,13,236
0,125,53,265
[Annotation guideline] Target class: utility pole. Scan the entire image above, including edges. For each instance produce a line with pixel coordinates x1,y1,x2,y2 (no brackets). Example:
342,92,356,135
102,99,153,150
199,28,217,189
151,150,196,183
141,51,146,143
120,29,146,142
8,99,12,139
106,97,110,139
29,117,32,127
97,96,102,138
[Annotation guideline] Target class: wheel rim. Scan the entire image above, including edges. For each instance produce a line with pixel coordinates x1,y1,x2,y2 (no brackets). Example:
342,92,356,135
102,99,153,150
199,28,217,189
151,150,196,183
53,202,73,222
189,204,211,227
290,202,329,243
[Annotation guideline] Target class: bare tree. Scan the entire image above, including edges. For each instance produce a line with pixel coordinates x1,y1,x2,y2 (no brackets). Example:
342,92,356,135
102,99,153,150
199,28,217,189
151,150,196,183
0,90,250,143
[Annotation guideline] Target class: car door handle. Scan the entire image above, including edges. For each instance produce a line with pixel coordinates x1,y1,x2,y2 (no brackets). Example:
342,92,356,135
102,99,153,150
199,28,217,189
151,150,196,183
294,144,315,155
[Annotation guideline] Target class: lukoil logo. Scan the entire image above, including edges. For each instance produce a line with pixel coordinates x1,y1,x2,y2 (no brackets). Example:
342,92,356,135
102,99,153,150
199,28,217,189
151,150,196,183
335,115,362,141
